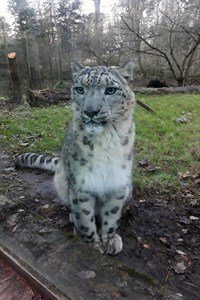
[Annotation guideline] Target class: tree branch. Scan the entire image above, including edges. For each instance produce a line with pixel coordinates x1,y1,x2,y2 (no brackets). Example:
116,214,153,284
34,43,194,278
121,16,177,80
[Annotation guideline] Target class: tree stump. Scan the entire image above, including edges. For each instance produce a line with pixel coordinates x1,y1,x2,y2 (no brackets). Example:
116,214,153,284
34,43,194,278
7,52,22,104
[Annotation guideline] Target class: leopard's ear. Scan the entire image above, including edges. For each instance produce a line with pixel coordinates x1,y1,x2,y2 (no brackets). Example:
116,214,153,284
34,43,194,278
71,61,84,79
119,60,134,83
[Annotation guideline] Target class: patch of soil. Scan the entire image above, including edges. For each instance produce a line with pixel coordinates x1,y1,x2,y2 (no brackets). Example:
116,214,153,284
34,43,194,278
0,151,199,299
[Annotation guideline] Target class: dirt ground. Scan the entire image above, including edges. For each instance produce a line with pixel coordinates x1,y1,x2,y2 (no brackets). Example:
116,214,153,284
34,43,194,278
0,150,199,300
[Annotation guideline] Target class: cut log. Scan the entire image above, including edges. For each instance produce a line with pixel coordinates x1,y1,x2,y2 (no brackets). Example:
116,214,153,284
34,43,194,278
27,88,71,107
7,52,22,104
133,86,200,95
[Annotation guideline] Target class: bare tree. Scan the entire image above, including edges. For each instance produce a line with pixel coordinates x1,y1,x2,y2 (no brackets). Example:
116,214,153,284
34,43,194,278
120,0,200,86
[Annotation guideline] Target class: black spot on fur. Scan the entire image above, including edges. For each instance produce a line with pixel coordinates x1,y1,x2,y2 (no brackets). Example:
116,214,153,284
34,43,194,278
83,136,94,150
104,221,108,225
30,154,38,164
69,173,76,184
54,159,59,165
46,157,52,164
80,225,89,233
75,212,80,219
80,198,89,203
73,199,78,205
88,166,93,172
90,216,94,222
86,231,95,240
19,155,24,164
82,209,90,215
40,156,45,164
80,158,88,166
72,153,79,161
121,136,129,145
108,227,114,234
117,195,124,200
111,206,119,214
127,149,133,161
105,211,109,216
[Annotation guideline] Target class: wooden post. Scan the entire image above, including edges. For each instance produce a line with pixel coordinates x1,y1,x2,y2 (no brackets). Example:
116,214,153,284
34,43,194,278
7,52,22,104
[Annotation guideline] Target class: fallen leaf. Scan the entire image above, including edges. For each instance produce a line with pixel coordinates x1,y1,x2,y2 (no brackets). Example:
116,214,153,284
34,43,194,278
174,116,189,124
189,215,199,221
178,171,191,179
12,225,19,233
38,228,53,234
147,165,159,172
159,237,167,243
7,214,19,226
175,250,187,256
189,199,198,206
177,238,184,243
138,159,148,167
19,142,29,147
3,167,15,172
139,199,146,203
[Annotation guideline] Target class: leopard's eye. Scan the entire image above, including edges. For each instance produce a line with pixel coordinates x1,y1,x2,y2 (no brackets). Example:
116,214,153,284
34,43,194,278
75,87,84,94
105,87,118,95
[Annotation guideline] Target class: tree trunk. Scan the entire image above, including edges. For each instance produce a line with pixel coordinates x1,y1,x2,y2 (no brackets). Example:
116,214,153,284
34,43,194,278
2,18,12,91
7,52,22,104
93,0,101,62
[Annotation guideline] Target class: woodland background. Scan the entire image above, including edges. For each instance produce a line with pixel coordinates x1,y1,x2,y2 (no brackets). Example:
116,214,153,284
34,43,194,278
1,0,200,97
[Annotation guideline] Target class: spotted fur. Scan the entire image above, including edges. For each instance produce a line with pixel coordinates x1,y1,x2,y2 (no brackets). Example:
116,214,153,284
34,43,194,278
15,61,135,255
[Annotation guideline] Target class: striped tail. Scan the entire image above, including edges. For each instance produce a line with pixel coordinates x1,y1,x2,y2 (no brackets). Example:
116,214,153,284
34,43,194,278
15,153,59,172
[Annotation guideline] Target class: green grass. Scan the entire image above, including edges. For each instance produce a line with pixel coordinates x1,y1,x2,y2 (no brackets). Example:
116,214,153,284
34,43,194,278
134,94,200,191
0,106,72,154
0,94,200,193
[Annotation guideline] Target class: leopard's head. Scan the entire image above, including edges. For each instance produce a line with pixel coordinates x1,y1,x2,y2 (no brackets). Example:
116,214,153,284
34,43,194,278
71,61,134,134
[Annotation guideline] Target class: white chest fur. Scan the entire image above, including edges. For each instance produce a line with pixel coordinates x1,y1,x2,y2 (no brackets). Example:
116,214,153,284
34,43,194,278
76,124,134,196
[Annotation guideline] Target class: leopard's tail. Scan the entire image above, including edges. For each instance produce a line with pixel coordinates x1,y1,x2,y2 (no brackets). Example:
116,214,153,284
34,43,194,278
15,153,59,172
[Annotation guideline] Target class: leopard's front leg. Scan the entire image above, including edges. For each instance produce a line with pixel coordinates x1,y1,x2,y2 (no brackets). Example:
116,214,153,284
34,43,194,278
100,193,126,255
69,190,103,253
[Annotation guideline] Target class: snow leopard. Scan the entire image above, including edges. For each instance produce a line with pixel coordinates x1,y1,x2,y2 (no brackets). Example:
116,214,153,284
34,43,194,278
15,61,135,255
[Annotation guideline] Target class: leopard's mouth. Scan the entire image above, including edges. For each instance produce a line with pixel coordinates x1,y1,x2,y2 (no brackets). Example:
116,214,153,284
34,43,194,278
84,121,104,134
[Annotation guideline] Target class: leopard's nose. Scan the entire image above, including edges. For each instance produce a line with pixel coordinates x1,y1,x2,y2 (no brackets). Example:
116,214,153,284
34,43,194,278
84,108,100,118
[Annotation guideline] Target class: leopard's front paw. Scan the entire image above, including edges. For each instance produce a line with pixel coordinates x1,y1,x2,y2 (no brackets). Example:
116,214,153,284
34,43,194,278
103,234,123,255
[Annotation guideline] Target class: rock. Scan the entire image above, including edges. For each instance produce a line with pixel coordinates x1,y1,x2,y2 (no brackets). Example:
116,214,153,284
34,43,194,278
0,195,13,206
77,270,96,279
173,261,187,274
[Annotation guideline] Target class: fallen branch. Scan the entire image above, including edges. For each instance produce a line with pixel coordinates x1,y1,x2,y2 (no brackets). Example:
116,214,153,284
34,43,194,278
27,88,71,107
136,99,156,114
